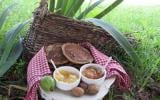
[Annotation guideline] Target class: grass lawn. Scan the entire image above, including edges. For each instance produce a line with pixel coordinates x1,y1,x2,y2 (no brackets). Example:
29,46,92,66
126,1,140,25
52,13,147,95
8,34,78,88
0,0,160,98
87,4,160,85
103,5,160,86
0,0,39,38
102,5,160,99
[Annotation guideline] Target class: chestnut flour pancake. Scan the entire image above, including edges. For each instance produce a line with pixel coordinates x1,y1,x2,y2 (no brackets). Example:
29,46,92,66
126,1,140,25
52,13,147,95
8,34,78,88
62,43,93,64
45,43,69,65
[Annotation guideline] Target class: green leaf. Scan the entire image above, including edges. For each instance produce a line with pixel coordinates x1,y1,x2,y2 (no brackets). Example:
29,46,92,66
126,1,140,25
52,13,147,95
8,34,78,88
5,19,30,44
66,0,84,17
0,42,2,57
87,18,142,66
94,0,123,18
77,0,104,19
49,0,55,12
64,0,76,16
61,0,70,15
0,24,19,55
54,0,69,15
0,24,19,65
55,0,63,14
0,3,17,30
0,38,23,77
0,21,29,66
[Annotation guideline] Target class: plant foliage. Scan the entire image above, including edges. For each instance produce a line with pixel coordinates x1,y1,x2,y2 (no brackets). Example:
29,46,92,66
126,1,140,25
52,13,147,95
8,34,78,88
0,3,28,77
86,18,142,67
48,0,142,67
48,0,123,19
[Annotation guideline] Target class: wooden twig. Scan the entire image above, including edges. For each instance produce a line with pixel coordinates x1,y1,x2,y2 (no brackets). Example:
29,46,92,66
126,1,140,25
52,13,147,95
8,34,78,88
8,85,27,96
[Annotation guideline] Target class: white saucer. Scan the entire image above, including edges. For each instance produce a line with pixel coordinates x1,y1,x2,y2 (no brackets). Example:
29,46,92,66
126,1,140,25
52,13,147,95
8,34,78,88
40,77,116,100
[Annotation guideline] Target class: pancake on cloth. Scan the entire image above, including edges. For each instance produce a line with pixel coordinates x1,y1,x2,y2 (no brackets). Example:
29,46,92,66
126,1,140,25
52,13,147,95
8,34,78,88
45,43,69,65
62,43,93,64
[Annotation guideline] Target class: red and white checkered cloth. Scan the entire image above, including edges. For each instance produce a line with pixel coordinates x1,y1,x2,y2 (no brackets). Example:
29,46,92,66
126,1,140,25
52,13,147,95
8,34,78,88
25,43,131,100
25,47,51,100
81,42,131,90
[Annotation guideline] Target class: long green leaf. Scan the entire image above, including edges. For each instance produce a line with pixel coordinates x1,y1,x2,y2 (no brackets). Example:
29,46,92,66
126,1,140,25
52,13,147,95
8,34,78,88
77,0,104,19
87,18,142,66
0,42,2,57
0,25,18,64
94,0,123,18
63,0,76,16
55,0,63,14
66,0,84,17
0,38,23,77
0,21,28,66
49,0,55,12
5,19,30,44
60,0,69,15
0,3,16,30
0,23,19,55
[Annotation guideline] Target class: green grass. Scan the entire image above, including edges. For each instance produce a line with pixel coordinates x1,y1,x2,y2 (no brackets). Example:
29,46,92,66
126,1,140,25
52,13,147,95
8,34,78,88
87,4,160,86
103,5,160,85
0,0,160,94
0,0,39,37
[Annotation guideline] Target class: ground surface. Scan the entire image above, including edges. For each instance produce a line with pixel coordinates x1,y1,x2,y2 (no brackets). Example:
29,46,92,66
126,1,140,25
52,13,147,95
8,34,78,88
0,0,160,99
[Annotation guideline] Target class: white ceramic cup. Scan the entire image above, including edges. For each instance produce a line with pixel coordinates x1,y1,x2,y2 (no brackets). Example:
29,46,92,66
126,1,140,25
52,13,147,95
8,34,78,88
53,66,81,91
80,63,106,86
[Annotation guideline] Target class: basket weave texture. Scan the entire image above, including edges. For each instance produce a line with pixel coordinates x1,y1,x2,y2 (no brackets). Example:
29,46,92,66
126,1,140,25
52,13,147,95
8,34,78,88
23,0,122,60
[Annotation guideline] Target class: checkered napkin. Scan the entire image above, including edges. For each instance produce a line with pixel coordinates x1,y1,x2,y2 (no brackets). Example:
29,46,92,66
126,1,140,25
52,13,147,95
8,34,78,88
25,43,131,100
25,47,51,100
81,42,131,90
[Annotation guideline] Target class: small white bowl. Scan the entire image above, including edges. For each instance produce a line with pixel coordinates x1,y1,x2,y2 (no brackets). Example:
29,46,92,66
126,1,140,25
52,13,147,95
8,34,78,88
80,63,106,86
53,66,81,91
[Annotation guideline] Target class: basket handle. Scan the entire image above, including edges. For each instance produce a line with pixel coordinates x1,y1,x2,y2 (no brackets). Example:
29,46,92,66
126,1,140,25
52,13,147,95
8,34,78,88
40,0,48,7
38,0,48,19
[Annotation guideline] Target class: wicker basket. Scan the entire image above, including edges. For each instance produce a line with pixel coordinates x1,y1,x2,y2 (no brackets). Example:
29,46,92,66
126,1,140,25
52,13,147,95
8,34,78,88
23,0,123,60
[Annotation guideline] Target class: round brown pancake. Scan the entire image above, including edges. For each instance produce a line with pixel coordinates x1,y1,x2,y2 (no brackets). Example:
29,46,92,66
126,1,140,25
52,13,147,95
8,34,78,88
62,43,93,64
45,43,69,65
